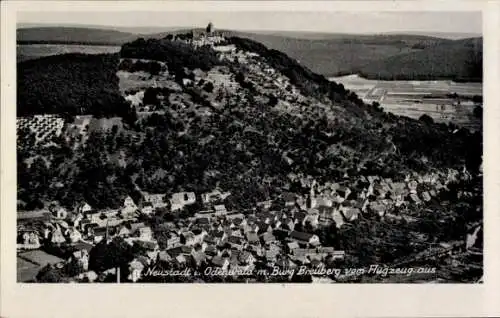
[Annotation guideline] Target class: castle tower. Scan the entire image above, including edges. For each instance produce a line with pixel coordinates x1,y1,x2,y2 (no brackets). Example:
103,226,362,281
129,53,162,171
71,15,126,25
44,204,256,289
206,22,214,35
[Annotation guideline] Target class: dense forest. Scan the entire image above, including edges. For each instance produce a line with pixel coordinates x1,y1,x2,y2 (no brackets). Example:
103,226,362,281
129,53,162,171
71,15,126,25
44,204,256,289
357,38,483,82
17,53,135,120
120,37,223,72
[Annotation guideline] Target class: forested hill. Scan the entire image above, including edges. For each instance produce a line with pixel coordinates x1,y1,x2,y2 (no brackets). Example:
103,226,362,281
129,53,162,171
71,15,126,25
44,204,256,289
357,37,483,82
17,33,482,211
17,53,135,120
18,27,482,80
17,27,139,45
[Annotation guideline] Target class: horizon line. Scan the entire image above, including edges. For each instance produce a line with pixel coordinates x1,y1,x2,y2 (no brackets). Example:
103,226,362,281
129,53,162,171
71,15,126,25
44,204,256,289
16,23,483,38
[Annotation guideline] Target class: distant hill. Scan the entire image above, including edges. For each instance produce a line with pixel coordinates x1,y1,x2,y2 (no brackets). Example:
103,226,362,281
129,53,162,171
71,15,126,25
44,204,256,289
17,26,482,81
358,37,483,82
221,30,453,77
17,27,140,45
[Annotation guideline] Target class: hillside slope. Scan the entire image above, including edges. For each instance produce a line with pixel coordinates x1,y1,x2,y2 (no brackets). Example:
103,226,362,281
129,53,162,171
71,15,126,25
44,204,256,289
358,38,483,81
17,33,482,211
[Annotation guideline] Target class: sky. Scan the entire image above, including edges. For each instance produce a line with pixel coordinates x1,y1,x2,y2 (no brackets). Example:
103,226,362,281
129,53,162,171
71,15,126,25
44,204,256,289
17,11,482,35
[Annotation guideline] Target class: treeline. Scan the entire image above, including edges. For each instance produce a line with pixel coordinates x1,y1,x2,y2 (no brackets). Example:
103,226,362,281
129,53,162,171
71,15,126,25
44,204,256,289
120,37,224,75
17,53,134,118
118,58,166,75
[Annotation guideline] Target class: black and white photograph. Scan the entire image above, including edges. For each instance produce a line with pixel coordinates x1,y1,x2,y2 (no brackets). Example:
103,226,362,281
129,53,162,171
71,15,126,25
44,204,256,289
11,6,485,286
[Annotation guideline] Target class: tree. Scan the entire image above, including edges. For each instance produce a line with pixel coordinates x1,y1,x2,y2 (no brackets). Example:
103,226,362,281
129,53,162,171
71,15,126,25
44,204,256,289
203,81,214,93
66,258,84,277
473,105,482,119
36,264,63,283
419,114,434,125
89,237,134,273
149,61,162,76
143,88,159,106
268,95,279,107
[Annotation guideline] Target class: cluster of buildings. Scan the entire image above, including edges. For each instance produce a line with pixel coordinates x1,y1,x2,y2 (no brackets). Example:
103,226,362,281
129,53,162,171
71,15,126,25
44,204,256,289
17,163,473,283
283,167,469,228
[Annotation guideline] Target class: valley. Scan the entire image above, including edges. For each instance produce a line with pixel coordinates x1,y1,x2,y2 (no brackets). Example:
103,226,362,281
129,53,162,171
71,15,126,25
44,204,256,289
330,74,482,131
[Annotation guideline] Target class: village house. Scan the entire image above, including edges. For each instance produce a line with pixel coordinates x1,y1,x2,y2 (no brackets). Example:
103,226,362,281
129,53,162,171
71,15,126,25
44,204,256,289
143,193,167,208
260,232,277,246
331,250,346,260
238,251,256,267
117,224,131,237
408,193,422,205
211,255,230,270
78,270,98,283
369,201,387,217
170,192,196,211
51,207,68,220
92,227,113,244
158,250,172,264
50,226,66,245
340,206,361,222
289,231,321,247
282,192,296,207
214,204,228,216
228,235,246,250
67,228,83,243
18,231,41,249
191,249,207,267
181,231,197,246
192,229,208,244
336,186,351,200
201,189,231,205
141,202,154,215
204,245,219,258
265,248,280,263
245,231,260,245
137,226,153,241
287,241,300,254
163,231,181,249
408,180,419,194
70,212,85,228
256,200,273,210
71,249,90,272
128,259,146,282
122,196,137,215
421,191,432,202
373,183,388,198
78,202,92,214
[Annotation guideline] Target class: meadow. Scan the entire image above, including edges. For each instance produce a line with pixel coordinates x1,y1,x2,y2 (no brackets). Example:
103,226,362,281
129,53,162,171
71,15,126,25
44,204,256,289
330,74,482,130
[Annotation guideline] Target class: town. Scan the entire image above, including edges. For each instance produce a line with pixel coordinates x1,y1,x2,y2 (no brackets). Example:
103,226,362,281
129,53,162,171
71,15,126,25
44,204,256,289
16,23,483,284
17,163,483,283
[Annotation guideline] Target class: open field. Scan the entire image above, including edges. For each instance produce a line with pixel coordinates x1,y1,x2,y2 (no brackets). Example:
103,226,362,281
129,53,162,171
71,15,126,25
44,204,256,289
330,75,482,130
17,257,40,282
17,44,121,62
17,250,65,282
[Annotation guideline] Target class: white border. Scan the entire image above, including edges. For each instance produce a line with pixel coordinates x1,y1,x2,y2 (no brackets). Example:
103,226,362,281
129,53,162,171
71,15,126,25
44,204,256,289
2,1,500,318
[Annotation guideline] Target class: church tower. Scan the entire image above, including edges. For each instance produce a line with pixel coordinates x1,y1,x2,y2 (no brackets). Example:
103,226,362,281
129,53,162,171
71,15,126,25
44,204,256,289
309,180,317,209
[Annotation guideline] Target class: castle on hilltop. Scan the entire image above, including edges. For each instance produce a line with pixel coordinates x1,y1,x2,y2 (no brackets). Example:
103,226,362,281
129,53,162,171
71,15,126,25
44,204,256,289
189,22,225,47
206,22,214,35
